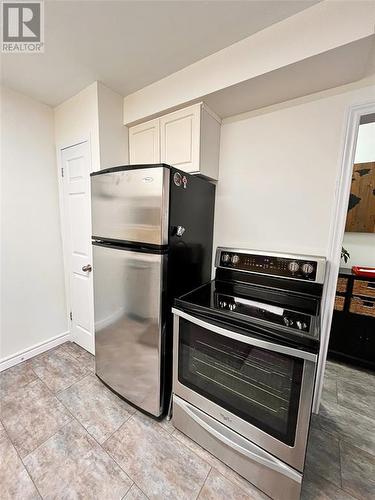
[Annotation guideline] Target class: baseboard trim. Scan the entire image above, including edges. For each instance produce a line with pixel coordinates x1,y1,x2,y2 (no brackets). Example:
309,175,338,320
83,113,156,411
0,331,71,372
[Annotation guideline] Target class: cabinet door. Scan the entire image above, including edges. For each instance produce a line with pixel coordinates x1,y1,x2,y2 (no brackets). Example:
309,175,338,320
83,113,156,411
160,104,200,173
129,118,160,164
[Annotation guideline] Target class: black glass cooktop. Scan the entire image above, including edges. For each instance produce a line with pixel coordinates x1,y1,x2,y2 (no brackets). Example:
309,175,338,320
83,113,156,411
175,280,320,343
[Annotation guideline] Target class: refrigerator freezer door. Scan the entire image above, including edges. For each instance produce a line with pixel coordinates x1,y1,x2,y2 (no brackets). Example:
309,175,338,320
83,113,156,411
93,243,166,416
91,166,169,246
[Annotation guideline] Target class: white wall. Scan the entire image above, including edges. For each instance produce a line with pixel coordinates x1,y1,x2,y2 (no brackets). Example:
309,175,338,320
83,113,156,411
54,81,128,172
354,121,375,162
341,233,375,267
214,82,375,258
54,82,101,172
0,87,68,362
214,80,375,412
342,121,375,267
97,82,128,169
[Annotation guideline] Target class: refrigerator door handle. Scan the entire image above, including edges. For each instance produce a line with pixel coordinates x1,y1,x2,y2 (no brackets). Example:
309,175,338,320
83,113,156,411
174,226,186,237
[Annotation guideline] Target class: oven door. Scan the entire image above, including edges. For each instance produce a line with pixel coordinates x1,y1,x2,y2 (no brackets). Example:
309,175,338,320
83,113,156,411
172,308,317,471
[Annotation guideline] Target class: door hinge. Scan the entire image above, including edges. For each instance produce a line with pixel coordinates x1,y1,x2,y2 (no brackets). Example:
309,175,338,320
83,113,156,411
61,167,64,177
69,311,72,321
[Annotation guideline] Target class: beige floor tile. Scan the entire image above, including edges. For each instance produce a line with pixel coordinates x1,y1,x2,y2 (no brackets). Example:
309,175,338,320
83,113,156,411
24,420,132,500
0,425,40,499
134,410,175,436
57,374,134,443
104,412,210,500
60,342,95,372
123,484,148,500
0,379,72,458
157,416,175,434
30,347,88,393
2,354,373,500
0,361,38,398
198,468,251,499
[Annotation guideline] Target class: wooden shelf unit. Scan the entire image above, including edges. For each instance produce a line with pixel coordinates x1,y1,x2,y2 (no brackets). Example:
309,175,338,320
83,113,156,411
329,267,375,370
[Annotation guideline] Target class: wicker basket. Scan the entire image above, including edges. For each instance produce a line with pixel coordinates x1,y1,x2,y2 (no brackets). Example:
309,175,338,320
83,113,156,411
336,277,348,293
349,297,375,318
353,280,375,299
334,296,345,311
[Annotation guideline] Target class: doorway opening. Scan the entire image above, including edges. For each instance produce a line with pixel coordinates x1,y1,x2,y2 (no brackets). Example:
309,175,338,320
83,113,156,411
322,110,375,398
310,109,375,495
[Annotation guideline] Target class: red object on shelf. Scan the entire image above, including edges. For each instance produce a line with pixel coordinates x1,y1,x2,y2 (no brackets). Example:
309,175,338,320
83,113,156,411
352,266,375,278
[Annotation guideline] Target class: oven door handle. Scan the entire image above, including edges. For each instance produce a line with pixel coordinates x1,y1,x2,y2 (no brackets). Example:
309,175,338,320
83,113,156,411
174,395,302,483
172,308,317,362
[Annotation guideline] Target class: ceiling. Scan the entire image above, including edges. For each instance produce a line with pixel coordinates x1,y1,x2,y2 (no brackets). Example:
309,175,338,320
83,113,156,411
204,36,375,119
0,0,319,107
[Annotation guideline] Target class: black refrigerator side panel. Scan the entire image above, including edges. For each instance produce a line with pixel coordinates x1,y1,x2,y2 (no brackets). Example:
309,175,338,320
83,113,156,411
161,169,215,412
168,169,216,299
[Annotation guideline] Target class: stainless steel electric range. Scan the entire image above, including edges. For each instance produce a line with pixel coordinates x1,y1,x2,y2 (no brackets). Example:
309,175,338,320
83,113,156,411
172,247,326,500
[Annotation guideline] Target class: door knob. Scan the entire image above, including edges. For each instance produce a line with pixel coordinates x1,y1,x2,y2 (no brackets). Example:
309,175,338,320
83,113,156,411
176,226,185,237
82,264,92,272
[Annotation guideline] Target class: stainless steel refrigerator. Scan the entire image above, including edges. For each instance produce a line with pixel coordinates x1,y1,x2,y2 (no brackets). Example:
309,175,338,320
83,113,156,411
91,164,215,417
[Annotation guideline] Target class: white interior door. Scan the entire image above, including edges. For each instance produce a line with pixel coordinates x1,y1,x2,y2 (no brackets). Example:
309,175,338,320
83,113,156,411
61,141,94,354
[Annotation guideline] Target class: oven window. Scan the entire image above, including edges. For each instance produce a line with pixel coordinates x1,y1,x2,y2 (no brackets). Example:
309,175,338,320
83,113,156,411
178,319,304,446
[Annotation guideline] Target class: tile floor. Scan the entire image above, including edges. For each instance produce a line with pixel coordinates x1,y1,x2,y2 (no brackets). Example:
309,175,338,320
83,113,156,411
0,343,374,500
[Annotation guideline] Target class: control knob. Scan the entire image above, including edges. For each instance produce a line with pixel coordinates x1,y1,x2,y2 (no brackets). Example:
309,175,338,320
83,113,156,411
296,320,307,330
228,303,236,311
288,261,299,273
231,254,240,265
222,253,230,263
283,317,293,327
302,263,314,275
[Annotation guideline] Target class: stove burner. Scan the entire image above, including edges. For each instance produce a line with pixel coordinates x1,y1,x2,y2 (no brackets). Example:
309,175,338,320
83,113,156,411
174,248,325,351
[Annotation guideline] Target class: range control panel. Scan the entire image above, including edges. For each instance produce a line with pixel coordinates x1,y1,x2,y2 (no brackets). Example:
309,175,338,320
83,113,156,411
216,249,325,282
215,293,312,333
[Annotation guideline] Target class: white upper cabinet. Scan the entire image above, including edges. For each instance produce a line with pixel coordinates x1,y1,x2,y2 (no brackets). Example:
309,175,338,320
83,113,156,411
128,103,221,180
160,104,201,174
129,118,160,164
